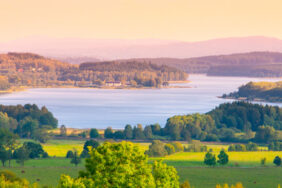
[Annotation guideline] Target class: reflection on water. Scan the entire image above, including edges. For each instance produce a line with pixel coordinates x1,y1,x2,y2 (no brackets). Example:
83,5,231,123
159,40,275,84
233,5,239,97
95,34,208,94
0,75,281,128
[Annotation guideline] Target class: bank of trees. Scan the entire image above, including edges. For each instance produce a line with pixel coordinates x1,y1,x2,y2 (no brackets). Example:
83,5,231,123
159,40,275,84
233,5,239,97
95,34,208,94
0,52,188,89
106,102,281,144
228,142,259,152
0,104,57,142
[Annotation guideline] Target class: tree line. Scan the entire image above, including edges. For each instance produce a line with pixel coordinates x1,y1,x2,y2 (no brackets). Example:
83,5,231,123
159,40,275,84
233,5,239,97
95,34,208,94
97,102,281,145
0,52,188,89
0,104,58,142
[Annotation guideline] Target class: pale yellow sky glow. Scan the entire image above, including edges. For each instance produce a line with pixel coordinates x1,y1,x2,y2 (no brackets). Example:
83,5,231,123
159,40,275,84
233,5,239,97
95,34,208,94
0,0,282,42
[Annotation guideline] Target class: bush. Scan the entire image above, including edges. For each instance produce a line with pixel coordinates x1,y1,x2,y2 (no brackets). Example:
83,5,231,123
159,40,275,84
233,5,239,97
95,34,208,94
146,140,167,157
66,150,74,158
80,140,100,158
273,156,281,166
164,144,175,155
204,152,216,166
246,142,258,151
23,142,45,159
261,157,267,166
42,152,49,158
0,170,22,182
171,142,184,152
89,128,99,138
217,150,229,165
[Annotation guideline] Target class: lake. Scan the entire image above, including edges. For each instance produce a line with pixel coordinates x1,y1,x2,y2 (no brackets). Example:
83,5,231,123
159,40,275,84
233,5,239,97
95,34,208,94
0,75,281,129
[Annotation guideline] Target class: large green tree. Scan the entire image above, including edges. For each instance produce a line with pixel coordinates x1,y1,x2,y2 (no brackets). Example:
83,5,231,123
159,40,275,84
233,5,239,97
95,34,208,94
204,152,216,166
79,141,155,187
217,150,229,165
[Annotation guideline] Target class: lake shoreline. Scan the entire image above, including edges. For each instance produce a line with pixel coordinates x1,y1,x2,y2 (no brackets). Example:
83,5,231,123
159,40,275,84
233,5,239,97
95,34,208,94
219,96,282,104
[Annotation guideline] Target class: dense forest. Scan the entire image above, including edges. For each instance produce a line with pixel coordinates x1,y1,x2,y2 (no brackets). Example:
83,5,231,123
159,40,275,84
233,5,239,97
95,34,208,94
223,81,282,102
0,52,188,89
0,104,57,142
117,52,282,77
104,102,282,144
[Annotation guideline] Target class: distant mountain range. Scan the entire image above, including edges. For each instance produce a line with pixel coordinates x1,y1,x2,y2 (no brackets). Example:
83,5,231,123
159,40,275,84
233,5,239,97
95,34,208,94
1,36,282,60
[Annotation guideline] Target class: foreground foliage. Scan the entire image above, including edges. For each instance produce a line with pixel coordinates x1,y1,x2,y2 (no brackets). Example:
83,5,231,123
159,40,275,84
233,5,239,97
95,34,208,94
59,141,179,187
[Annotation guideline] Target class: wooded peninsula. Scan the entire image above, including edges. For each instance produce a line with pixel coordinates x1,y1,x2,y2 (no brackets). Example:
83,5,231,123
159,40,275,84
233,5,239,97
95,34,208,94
222,81,282,102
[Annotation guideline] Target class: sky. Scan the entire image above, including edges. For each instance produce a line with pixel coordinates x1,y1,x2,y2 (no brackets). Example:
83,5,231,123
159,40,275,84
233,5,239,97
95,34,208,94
0,0,282,42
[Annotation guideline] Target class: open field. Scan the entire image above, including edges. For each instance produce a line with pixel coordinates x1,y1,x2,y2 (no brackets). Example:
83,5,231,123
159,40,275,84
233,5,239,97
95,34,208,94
9,139,281,187
3,158,282,188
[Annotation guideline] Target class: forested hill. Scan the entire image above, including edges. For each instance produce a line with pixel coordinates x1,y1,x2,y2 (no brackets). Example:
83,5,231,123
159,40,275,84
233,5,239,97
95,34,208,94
0,52,187,89
116,51,282,77
223,81,282,102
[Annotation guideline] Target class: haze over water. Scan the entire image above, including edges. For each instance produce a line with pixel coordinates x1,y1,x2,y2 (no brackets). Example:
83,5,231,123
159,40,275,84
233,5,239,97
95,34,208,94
0,75,281,129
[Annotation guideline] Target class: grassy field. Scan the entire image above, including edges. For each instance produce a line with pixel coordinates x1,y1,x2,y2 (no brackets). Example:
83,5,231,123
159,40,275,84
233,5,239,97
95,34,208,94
6,139,281,187
3,158,282,188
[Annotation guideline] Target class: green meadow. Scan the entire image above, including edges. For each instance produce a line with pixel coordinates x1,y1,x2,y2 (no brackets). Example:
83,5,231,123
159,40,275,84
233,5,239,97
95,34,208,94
2,139,281,187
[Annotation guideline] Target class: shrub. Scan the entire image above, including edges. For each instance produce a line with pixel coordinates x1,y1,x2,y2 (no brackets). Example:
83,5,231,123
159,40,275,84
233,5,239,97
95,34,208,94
204,152,216,166
66,150,74,158
180,181,191,188
152,160,179,188
146,140,167,157
164,144,175,155
23,142,44,159
261,157,267,166
273,156,281,166
89,128,99,138
171,142,184,152
217,150,229,165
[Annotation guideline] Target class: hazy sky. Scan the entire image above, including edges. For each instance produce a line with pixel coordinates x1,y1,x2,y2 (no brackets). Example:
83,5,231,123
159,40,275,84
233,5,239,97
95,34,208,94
0,0,282,42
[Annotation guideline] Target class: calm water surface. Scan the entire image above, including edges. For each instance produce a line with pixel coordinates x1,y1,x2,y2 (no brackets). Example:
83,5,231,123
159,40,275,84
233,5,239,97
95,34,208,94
0,75,281,128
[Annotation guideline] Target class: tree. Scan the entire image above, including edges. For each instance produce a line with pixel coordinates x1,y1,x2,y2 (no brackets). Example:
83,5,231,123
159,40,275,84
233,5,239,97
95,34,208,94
0,146,9,166
171,142,184,152
79,141,155,187
144,126,153,139
204,152,216,166
246,142,258,151
89,128,99,139
152,160,179,188
146,140,168,157
133,124,145,140
32,129,50,143
217,150,229,165
80,140,100,158
70,149,81,167
164,144,175,155
18,117,39,138
273,156,281,166
60,125,67,136
23,142,44,159
104,127,113,138
228,144,236,151
0,112,10,130
124,124,133,139
254,126,278,143
182,130,192,142
14,146,30,166
66,150,74,158
0,128,19,167
113,130,125,139
58,174,94,188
